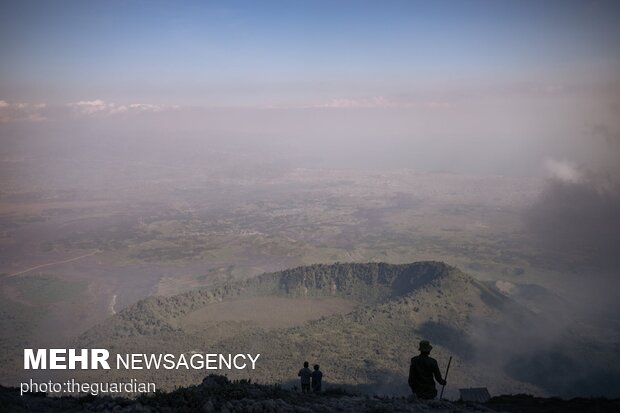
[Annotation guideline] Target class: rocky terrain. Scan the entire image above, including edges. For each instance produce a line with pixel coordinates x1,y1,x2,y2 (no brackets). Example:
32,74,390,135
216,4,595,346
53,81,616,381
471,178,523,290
61,262,540,396
6,261,607,398
3,262,618,402
3,375,620,413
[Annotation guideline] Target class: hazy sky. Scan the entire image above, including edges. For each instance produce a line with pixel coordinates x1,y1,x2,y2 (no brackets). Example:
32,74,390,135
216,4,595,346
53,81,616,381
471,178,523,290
1,0,619,105
1,0,619,175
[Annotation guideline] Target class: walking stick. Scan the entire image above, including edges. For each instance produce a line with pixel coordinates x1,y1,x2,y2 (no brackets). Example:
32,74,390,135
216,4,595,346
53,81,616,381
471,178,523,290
439,356,452,400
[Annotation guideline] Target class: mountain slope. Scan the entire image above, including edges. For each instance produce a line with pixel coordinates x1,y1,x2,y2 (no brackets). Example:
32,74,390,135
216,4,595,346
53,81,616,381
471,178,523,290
67,261,618,397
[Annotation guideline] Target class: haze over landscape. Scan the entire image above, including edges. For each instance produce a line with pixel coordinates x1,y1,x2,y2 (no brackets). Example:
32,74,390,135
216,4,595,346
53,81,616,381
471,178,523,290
1,0,619,402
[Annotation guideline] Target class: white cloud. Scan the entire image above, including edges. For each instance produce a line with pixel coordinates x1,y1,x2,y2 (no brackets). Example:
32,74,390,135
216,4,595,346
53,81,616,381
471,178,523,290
69,99,177,115
69,99,110,114
313,96,395,108
544,158,582,183
299,96,452,110
0,99,48,122
1,98,178,122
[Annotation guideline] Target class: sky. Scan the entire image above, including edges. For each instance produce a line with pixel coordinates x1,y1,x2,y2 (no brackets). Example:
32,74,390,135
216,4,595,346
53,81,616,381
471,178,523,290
1,0,619,175
1,0,619,105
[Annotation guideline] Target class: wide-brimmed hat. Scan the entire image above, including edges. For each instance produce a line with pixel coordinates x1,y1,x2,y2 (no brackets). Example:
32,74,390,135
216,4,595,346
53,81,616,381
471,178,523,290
419,340,433,352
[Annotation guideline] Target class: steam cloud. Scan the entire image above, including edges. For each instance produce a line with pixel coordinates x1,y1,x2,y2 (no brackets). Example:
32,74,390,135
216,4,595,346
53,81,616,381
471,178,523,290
512,125,620,396
543,158,582,184
526,169,620,270
528,100,620,274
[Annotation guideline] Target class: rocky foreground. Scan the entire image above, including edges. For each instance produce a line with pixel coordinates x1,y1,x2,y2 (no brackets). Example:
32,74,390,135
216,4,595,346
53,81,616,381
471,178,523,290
2,375,619,413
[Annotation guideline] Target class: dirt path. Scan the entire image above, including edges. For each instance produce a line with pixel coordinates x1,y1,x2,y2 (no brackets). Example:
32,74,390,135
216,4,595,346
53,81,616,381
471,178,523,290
7,250,100,277
108,294,117,315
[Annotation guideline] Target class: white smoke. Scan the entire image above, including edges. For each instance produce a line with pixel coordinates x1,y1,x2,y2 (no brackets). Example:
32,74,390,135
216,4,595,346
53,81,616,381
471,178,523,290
543,158,582,183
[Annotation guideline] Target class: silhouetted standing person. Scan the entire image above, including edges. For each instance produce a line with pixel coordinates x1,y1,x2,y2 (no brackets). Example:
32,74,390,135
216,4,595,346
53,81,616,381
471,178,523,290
408,340,447,399
298,361,312,393
312,364,323,393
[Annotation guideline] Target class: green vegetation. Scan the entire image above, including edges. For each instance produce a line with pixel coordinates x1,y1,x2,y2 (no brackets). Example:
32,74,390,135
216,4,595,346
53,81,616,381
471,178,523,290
78,262,455,343
9,275,87,305
72,262,548,396
0,295,42,350
70,261,620,398
0,290,46,383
